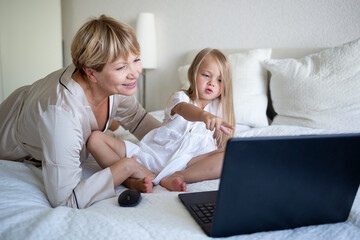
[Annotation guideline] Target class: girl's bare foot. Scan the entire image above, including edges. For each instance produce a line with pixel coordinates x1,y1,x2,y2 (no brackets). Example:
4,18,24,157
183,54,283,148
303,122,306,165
160,174,186,192
124,177,153,193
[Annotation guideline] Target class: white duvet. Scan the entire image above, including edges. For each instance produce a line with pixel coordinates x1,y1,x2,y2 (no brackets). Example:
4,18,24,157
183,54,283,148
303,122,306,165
1,125,360,240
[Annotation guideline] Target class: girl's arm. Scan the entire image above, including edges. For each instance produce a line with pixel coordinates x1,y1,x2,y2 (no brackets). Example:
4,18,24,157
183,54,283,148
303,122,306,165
171,102,234,135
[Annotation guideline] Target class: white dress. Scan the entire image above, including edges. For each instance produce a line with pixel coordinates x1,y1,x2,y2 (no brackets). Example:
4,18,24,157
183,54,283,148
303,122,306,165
125,91,221,184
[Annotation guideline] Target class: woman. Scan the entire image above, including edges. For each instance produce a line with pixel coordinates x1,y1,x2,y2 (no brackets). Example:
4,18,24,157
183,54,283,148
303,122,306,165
0,15,161,209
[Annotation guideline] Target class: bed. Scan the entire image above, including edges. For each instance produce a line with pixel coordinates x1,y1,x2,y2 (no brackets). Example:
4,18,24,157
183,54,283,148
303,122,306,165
1,37,360,239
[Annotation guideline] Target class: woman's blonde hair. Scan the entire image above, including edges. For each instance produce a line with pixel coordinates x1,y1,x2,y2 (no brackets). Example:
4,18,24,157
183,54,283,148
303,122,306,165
71,15,140,77
186,48,235,147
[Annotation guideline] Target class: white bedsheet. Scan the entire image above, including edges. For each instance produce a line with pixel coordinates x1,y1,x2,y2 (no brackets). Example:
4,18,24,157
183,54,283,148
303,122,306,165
1,124,360,240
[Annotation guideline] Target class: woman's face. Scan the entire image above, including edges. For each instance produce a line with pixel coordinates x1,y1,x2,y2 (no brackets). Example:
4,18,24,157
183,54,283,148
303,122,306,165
93,53,142,96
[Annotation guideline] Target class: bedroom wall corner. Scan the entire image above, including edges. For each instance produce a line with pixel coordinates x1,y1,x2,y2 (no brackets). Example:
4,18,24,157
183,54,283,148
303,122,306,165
0,1,5,102
0,0,63,104
0,53,4,102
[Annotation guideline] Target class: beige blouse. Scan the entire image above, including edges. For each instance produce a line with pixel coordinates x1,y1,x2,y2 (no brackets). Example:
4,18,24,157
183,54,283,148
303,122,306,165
0,64,160,208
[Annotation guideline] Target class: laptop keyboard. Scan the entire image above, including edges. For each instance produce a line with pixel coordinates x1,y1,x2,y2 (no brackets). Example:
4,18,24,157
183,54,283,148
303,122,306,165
190,203,216,224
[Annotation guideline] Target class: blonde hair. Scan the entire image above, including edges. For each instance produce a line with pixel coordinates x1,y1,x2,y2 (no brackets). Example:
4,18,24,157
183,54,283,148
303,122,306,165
187,48,235,147
71,15,140,77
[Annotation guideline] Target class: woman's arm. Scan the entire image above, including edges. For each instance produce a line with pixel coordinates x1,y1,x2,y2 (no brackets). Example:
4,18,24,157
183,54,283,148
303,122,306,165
39,107,115,209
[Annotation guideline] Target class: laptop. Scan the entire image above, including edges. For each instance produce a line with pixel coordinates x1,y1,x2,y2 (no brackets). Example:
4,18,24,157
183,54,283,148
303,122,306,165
179,133,360,237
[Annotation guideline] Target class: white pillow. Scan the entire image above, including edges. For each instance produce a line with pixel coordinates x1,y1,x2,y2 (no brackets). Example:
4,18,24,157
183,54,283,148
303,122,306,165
178,64,191,90
178,48,272,127
263,37,360,132
229,49,272,127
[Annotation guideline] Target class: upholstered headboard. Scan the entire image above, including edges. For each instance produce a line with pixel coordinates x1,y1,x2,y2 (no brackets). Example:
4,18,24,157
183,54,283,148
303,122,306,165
182,48,325,121
179,38,360,133
184,48,325,64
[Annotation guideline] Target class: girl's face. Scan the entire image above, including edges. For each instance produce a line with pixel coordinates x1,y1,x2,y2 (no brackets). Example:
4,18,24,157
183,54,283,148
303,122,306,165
195,55,222,108
93,53,142,96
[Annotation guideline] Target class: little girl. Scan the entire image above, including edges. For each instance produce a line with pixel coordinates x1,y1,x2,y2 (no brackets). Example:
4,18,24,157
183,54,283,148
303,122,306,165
88,48,235,192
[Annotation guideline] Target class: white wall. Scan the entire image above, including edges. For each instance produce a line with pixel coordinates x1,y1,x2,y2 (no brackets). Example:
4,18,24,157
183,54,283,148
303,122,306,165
0,0,63,102
61,0,360,111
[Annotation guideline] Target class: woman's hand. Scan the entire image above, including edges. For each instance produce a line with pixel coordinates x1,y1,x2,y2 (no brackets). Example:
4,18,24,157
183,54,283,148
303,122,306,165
110,155,155,187
125,155,156,180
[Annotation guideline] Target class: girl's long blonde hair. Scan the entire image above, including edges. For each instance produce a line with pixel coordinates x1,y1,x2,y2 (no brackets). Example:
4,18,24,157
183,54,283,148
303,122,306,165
186,48,235,148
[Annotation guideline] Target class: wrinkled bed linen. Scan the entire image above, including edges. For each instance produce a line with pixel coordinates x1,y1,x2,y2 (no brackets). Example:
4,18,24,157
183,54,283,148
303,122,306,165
1,159,359,240
1,123,360,240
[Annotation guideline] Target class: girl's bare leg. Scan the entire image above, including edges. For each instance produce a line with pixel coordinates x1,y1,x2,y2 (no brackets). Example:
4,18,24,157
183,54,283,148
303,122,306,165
87,131,127,168
160,149,225,191
88,131,156,191
88,131,156,188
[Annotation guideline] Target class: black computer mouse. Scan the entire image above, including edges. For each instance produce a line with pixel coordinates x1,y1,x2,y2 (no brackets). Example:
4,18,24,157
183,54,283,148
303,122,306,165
118,189,142,207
